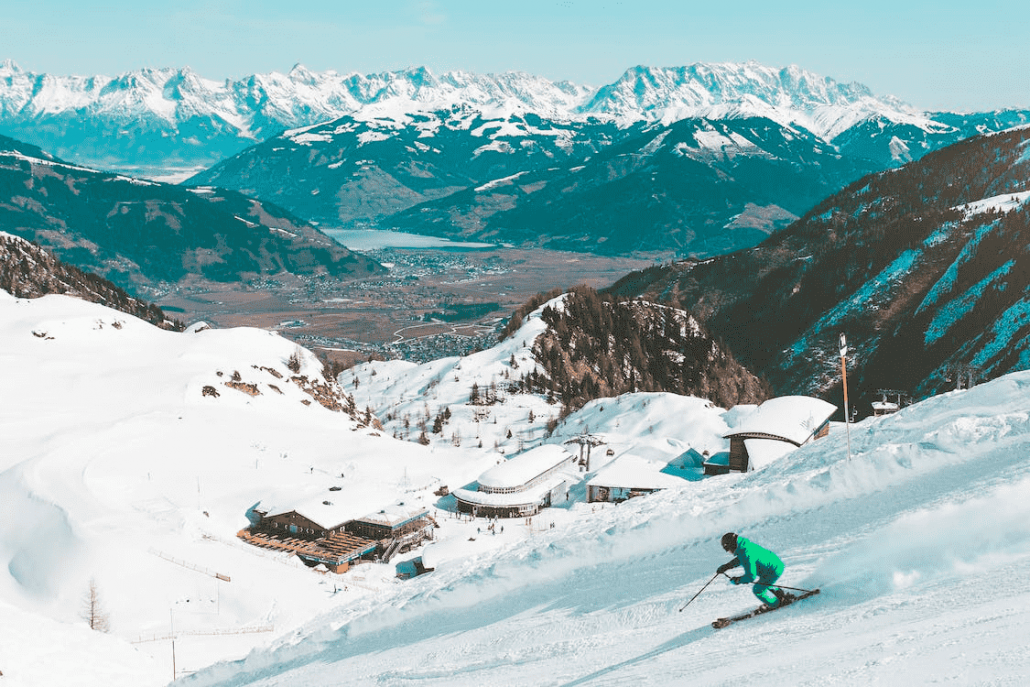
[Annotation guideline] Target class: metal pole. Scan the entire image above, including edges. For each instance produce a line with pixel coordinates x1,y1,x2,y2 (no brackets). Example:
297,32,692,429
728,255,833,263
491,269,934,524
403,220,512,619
170,608,176,681
839,333,853,463
679,572,723,612
770,583,817,594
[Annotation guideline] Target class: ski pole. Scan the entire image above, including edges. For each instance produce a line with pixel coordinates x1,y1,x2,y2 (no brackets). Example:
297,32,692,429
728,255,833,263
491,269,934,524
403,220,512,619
770,584,817,594
679,572,723,612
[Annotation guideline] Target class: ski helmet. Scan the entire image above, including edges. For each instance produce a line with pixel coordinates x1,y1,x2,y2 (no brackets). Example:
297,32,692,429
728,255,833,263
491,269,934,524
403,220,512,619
721,532,738,552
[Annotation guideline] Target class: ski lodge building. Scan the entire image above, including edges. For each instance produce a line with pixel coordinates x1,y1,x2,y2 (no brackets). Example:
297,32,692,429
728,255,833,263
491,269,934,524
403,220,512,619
241,498,433,572
704,396,836,475
586,451,698,503
452,444,577,518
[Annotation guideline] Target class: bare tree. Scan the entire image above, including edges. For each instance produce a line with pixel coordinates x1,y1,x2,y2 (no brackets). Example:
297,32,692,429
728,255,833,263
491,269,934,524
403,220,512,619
81,578,110,633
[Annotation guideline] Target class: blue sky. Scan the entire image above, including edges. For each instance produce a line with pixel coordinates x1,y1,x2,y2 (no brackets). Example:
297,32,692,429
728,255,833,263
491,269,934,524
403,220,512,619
2,0,1027,111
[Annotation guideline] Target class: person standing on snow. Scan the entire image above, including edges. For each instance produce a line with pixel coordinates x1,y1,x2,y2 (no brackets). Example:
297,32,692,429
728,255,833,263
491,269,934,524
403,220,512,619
716,532,788,608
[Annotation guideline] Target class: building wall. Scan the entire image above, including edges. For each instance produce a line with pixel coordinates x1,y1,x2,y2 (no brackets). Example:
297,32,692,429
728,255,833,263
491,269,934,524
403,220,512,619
455,498,540,519
728,437,749,472
346,520,392,541
347,514,429,541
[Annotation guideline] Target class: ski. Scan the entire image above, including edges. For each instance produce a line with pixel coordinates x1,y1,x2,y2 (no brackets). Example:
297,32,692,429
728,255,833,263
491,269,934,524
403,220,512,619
712,589,820,629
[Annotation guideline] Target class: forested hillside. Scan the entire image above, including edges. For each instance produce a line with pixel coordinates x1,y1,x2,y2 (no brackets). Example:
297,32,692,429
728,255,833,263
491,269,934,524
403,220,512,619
508,286,768,412
0,232,180,329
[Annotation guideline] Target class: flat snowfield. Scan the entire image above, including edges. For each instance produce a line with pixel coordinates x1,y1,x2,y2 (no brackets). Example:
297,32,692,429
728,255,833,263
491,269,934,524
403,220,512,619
2,290,1030,686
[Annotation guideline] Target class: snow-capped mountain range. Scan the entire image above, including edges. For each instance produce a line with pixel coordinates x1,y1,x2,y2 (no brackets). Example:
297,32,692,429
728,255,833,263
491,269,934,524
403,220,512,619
0,59,970,177
0,58,922,136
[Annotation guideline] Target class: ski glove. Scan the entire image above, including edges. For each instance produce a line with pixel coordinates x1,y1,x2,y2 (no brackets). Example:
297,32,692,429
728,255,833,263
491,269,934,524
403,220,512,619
717,562,736,575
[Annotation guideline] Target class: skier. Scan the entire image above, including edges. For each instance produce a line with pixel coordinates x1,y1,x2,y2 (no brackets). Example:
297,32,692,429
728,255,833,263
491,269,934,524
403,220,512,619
716,532,788,608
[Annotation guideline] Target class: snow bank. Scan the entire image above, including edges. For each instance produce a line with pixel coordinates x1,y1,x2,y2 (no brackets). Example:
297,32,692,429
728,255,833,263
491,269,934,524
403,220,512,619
815,475,1030,601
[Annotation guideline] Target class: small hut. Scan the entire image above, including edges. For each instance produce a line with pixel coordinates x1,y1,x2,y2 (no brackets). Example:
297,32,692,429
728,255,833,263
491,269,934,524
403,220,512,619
706,396,836,475
586,453,693,503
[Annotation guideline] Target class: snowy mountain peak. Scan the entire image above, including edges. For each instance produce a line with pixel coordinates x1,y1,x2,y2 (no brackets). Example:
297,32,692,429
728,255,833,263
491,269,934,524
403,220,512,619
578,61,923,137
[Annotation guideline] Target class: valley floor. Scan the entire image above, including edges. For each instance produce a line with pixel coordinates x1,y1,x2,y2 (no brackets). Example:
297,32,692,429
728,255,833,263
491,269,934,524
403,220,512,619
155,244,653,363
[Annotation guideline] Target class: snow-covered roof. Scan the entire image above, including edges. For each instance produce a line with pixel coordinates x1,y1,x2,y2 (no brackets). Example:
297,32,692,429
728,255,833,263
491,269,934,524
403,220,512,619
267,499,357,530
742,438,798,470
267,496,427,531
355,502,429,527
477,444,575,490
702,451,730,467
725,396,836,445
452,475,568,508
587,454,692,490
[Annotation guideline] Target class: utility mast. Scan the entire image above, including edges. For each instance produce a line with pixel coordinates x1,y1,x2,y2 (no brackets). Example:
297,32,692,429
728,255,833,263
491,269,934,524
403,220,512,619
839,333,852,463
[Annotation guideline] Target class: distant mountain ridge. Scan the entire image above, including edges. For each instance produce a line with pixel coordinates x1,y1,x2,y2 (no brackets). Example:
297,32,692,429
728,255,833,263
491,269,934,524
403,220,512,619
5,59,1028,261
0,133,381,297
192,108,1030,258
0,59,994,177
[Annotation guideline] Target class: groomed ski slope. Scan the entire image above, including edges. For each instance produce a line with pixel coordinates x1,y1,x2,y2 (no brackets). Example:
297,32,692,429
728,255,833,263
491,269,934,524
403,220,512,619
185,373,1030,686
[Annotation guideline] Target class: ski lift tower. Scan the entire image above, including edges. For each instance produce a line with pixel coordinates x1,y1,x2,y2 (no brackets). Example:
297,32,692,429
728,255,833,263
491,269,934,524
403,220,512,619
564,433,605,471
872,389,906,416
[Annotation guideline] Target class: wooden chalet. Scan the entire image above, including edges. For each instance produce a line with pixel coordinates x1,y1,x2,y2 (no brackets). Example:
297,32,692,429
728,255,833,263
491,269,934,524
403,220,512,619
242,499,433,572
705,396,836,475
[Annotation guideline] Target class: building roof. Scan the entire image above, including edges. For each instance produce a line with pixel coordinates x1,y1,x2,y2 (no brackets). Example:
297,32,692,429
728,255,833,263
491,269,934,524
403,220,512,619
452,475,569,509
267,496,426,532
742,438,797,470
477,444,574,490
701,451,731,467
354,502,429,528
725,396,836,446
587,454,693,490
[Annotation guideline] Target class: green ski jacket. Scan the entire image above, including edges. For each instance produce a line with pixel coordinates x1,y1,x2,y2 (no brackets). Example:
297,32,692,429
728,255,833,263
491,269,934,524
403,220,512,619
724,536,784,584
